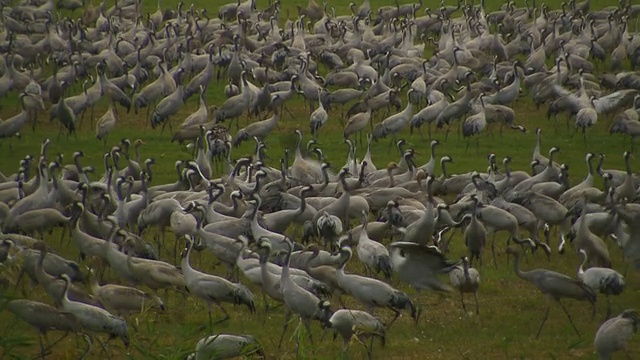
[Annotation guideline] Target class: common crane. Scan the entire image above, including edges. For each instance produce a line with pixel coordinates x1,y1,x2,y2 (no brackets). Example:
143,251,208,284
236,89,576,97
594,309,639,360
577,249,624,319
506,247,596,338
449,256,481,314
181,236,256,331
337,246,418,327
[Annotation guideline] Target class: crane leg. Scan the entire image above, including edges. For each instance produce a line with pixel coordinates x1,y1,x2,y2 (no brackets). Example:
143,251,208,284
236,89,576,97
42,331,70,356
90,105,95,130
459,292,467,313
214,303,231,324
79,333,92,359
208,304,213,334
39,333,46,359
278,310,293,348
367,336,375,360
96,336,112,360
261,290,269,315
473,291,480,314
557,299,580,336
491,233,498,269
443,229,456,254
303,318,313,344
173,234,180,264
535,302,551,339
387,306,401,329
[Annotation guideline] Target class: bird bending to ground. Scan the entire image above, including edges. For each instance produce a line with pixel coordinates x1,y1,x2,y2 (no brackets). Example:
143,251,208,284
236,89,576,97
187,334,265,360
326,308,386,360
594,309,639,360
181,236,256,332
6,299,83,359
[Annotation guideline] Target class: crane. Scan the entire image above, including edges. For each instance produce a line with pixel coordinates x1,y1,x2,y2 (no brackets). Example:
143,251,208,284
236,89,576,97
181,236,256,331
337,246,418,327
6,299,83,359
356,210,392,280
278,238,333,351
506,247,596,338
326,308,386,359
59,274,129,349
449,256,481,314
577,249,624,319
188,334,264,360
594,309,639,360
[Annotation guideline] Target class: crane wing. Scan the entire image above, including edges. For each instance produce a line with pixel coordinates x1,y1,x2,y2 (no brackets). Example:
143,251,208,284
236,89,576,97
550,84,573,98
594,90,638,114
537,271,595,301
390,241,458,272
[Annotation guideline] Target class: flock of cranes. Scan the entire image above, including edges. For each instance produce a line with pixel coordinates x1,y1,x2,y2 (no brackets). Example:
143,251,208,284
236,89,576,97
1,0,640,358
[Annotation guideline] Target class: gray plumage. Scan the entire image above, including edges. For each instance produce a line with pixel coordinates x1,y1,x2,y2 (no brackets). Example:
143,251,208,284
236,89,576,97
327,308,386,358
338,246,418,326
577,249,624,319
506,247,596,338
594,309,639,360
390,241,457,292
449,256,481,314
6,299,82,358
189,334,264,360
181,237,255,328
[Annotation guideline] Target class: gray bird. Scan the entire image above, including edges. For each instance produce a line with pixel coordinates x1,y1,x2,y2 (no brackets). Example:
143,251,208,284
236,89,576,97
594,309,639,360
188,334,264,360
449,256,481,314
6,299,83,358
506,247,596,338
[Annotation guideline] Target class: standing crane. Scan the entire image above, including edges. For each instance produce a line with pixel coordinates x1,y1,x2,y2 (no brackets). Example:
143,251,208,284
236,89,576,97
577,249,625,319
356,211,392,280
463,196,487,267
0,93,29,141
310,89,328,137
462,93,488,153
505,247,596,338
372,90,414,147
278,238,333,352
55,88,77,139
96,101,118,145
449,256,481,314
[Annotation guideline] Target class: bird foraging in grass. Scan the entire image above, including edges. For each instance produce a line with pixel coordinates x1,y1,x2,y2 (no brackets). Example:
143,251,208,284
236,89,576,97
594,309,639,360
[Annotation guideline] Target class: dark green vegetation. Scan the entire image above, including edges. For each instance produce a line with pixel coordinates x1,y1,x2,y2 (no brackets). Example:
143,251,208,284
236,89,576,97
1,0,640,359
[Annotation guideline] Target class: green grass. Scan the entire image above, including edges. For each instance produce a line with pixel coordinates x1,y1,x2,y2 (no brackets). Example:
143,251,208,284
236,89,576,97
1,0,639,359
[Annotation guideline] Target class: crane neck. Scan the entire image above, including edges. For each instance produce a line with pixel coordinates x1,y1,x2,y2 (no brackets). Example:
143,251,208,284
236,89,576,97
181,241,193,273
577,251,588,278
510,250,527,280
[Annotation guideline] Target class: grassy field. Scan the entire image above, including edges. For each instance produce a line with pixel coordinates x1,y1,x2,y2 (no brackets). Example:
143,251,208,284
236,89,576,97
1,0,640,359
